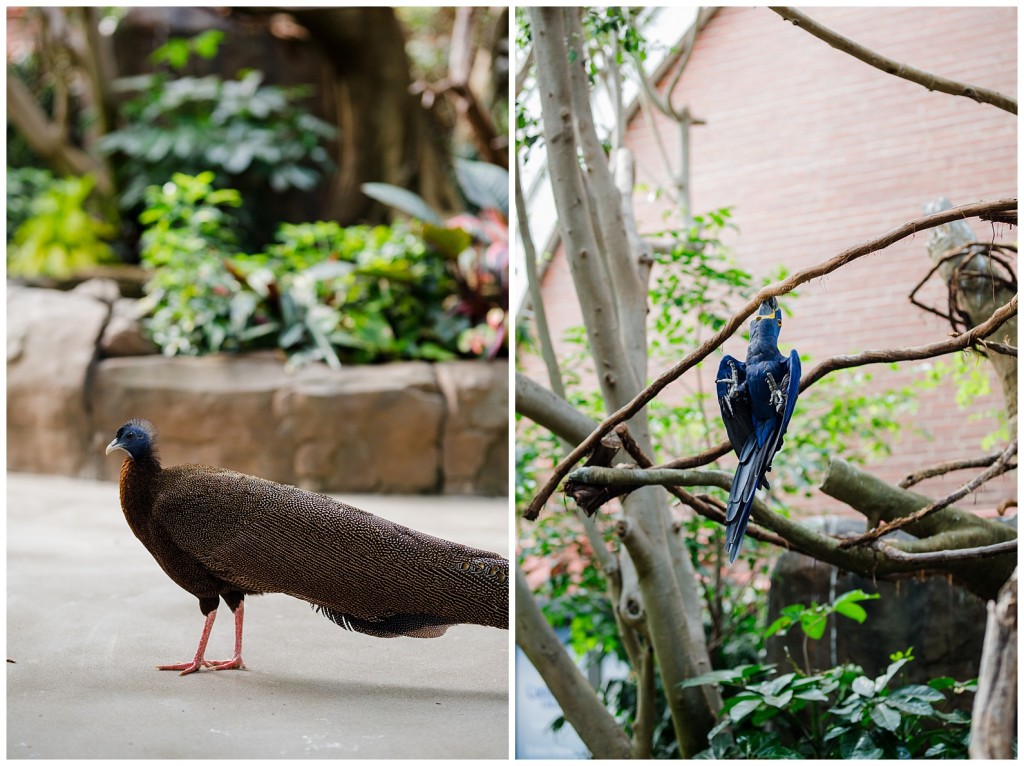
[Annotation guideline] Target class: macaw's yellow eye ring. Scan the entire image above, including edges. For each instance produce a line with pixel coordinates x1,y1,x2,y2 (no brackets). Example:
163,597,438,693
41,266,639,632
777,319,782,327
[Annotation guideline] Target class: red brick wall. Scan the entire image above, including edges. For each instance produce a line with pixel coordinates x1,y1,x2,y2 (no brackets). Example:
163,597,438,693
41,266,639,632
525,7,1016,515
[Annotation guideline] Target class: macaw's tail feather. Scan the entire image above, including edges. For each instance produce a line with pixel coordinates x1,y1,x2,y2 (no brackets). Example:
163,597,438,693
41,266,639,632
724,433,778,563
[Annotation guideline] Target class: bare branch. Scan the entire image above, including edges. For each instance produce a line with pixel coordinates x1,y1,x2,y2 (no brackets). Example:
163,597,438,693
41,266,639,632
839,440,1017,548
514,45,533,98
798,295,1018,389
6,69,113,196
523,197,1018,520
901,449,1013,489
873,539,1017,565
516,156,567,400
770,7,1017,115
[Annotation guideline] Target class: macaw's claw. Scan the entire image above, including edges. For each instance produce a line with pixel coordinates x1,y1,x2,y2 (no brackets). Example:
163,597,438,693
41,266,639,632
717,361,743,416
766,372,788,413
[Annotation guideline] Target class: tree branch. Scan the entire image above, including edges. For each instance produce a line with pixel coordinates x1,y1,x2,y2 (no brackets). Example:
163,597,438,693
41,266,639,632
873,538,1016,565
523,197,1018,520
839,440,1017,548
516,156,567,401
770,7,1018,115
798,294,1018,389
6,69,113,196
564,461,1016,597
901,448,1013,489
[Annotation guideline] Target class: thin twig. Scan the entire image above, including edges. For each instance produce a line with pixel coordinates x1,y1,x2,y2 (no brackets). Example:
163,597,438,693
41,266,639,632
770,7,1018,115
798,294,1018,390
839,440,1018,548
901,450,1012,488
523,198,1017,520
873,538,1017,564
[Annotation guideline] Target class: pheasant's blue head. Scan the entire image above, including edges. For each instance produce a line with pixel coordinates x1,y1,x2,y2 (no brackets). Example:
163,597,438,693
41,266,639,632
106,419,158,461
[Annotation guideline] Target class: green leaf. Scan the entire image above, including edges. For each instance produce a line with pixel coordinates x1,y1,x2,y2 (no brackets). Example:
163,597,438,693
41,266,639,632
727,697,762,723
870,702,901,731
680,665,758,689
361,183,444,225
833,601,867,623
793,688,830,702
421,224,473,259
192,29,225,59
852,676,875,697
800,610,828,640
764,615,792,637
890,684,945,703
842,731,884,760
454,158,509,215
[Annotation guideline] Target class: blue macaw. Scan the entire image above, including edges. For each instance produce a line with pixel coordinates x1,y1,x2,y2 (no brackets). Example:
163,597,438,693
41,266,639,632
716,297,800,562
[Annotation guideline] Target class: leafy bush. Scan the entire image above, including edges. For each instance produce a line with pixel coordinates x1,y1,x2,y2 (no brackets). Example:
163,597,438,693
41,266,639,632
8,173,116,278
98,31,335,248
7,166,56,241
362,158,510,359
682,593,976,759
138,172,498,366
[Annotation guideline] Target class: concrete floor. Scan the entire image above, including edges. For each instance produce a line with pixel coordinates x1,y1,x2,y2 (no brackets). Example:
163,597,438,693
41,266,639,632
7,473,509,759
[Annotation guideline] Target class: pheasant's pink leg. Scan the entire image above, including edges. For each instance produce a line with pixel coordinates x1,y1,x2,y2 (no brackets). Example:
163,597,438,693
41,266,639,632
158,609,217,676
209,601,246,671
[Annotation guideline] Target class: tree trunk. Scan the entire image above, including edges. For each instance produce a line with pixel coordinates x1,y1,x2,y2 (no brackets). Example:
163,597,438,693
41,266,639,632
528,8,718,754
515,566,633,759
291,8,458,224
969,568,1017,759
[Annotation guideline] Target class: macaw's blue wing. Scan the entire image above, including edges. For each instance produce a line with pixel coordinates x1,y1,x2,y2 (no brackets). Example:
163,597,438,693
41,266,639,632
723,350,801,563
765,350,801,472
716,355,754,456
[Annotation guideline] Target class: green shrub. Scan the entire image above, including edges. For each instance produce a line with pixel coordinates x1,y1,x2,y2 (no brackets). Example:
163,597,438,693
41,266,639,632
8,173,116,279
137,172,489,366
683,594,976,759
98,31,334,248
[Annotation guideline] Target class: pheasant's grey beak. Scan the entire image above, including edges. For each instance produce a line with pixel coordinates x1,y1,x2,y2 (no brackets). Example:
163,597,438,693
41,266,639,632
106,438,127,456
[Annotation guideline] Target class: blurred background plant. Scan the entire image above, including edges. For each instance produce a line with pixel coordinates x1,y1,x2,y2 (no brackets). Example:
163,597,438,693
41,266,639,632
98,29,336,251
7,6,508,364
8,172,117,279
139,171,505,366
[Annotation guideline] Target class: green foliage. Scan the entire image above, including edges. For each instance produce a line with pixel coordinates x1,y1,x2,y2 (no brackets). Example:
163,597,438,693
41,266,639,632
98,32,334,248
100,67,334,209
583,7,649,65
7,166,57,242
685,645,975,758
138,172,499,366
361,161,510,359
138,171,247,356
8,173,116,278
916,354,1010,450
765,589,880,641
150,29,224,70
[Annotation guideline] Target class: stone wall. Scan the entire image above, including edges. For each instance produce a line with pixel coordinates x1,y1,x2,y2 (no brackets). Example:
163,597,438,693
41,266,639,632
8,284,508,495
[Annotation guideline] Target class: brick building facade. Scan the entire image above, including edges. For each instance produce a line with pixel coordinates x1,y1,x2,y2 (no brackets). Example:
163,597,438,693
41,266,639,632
524,7,1016,515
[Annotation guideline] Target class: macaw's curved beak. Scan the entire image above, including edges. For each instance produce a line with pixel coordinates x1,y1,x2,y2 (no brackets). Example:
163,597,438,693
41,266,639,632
753,296,781,324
